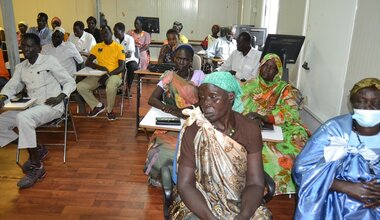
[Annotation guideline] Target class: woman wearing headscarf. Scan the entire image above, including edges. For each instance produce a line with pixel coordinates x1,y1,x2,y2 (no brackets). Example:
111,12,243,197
128,17,151,70
172,21,188,44
17,21,28,47
169,72,271,219
241,53,310,195
145,44,205,186
50,17,70,41
293,78,380,219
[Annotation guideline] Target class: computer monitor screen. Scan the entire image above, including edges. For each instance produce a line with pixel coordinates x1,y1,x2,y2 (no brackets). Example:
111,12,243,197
139,17,160,34
261,34,305,64
232,25,267,48
249,28,267,47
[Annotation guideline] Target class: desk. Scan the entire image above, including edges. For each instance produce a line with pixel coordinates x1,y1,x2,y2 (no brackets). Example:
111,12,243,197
3,98,36,110
139,107,184,132
140,107,284,142
74,67,107,77
135,69,162,134
211,58,225,63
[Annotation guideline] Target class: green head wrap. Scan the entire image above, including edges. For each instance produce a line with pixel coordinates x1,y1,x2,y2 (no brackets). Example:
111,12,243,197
201,71,244,113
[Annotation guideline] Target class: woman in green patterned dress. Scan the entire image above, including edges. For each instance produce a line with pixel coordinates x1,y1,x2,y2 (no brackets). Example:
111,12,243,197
242,53,310,195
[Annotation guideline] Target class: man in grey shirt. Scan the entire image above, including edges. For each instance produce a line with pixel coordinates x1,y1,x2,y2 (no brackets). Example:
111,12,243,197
0,33,76,189
27,12,52,46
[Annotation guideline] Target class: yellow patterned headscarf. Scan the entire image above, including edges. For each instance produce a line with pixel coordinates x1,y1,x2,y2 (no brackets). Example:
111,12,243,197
350,78,380,98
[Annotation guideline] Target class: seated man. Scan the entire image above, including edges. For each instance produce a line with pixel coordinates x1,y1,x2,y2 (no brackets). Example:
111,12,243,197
42,27,86,114
218,32,262,82
0,41,9,90
27,12,52,46
77,25,125,120
206,27,237,60
113,22,138,93
68,21,96,63
42,27,83,78
170,72,271,219
0,33,76,189
200,24,220,50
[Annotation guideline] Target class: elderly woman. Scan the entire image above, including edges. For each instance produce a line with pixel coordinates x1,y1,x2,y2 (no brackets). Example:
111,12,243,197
170,72,271,219
128,17,151,70
146,44,205,186
241,53,309,195
158,29,179,64
293,78,380,219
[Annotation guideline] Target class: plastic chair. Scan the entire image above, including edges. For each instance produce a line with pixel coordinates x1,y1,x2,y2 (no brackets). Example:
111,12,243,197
192,54,202,70
16,97,78,165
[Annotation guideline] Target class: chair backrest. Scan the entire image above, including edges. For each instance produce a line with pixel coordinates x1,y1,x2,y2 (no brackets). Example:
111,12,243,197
192,54,202,70
134,46,140,60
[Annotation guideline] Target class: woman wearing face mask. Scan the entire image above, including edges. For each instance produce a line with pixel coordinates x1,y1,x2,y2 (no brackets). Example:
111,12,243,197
293,78,380,220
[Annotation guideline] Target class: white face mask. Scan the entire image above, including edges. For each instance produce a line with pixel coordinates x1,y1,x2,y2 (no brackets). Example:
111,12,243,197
352,109,380,127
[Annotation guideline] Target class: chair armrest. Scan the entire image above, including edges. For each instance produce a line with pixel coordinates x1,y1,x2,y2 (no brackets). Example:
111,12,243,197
161,166,173,220
263,171,275,203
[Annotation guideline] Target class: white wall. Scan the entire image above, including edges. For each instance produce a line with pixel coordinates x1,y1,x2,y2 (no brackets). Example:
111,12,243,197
0,0,96,34
100,0,239,42
298,0,357,122
0,0,241,42
340,0,380,114
276,0,306,85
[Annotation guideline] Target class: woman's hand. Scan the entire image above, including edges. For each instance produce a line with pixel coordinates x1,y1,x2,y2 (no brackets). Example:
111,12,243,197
246,112,266,127
334,179,380,207
162,105,185,119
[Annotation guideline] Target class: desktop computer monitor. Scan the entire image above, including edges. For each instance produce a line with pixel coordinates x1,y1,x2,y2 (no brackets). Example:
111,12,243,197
232,25,267,48
261,34,305,64
139,17,160,34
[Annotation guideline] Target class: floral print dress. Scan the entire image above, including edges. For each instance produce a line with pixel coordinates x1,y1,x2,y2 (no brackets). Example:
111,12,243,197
242,54,310,195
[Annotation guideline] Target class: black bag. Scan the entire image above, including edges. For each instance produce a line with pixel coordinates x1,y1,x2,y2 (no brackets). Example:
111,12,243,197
148,63,176,73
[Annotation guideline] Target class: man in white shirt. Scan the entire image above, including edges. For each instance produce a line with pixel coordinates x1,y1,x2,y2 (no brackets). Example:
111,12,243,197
113,22,138,93
206,27,237,60
27,12,52,46
42,27,83,77
0,33,76,189
218,32,262,81
68,21,96,62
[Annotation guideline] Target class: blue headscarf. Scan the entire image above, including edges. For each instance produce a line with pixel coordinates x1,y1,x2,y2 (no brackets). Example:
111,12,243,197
201,71,244,113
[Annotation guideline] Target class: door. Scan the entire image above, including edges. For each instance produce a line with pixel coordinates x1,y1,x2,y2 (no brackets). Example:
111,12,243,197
298,0,357,122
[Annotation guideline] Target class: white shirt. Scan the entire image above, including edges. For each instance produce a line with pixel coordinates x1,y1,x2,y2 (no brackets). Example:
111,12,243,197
1,54,76,112
113,34,138,63
206,37,237,60
218,47,262,81
41,42,83,77
67,31,96,60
